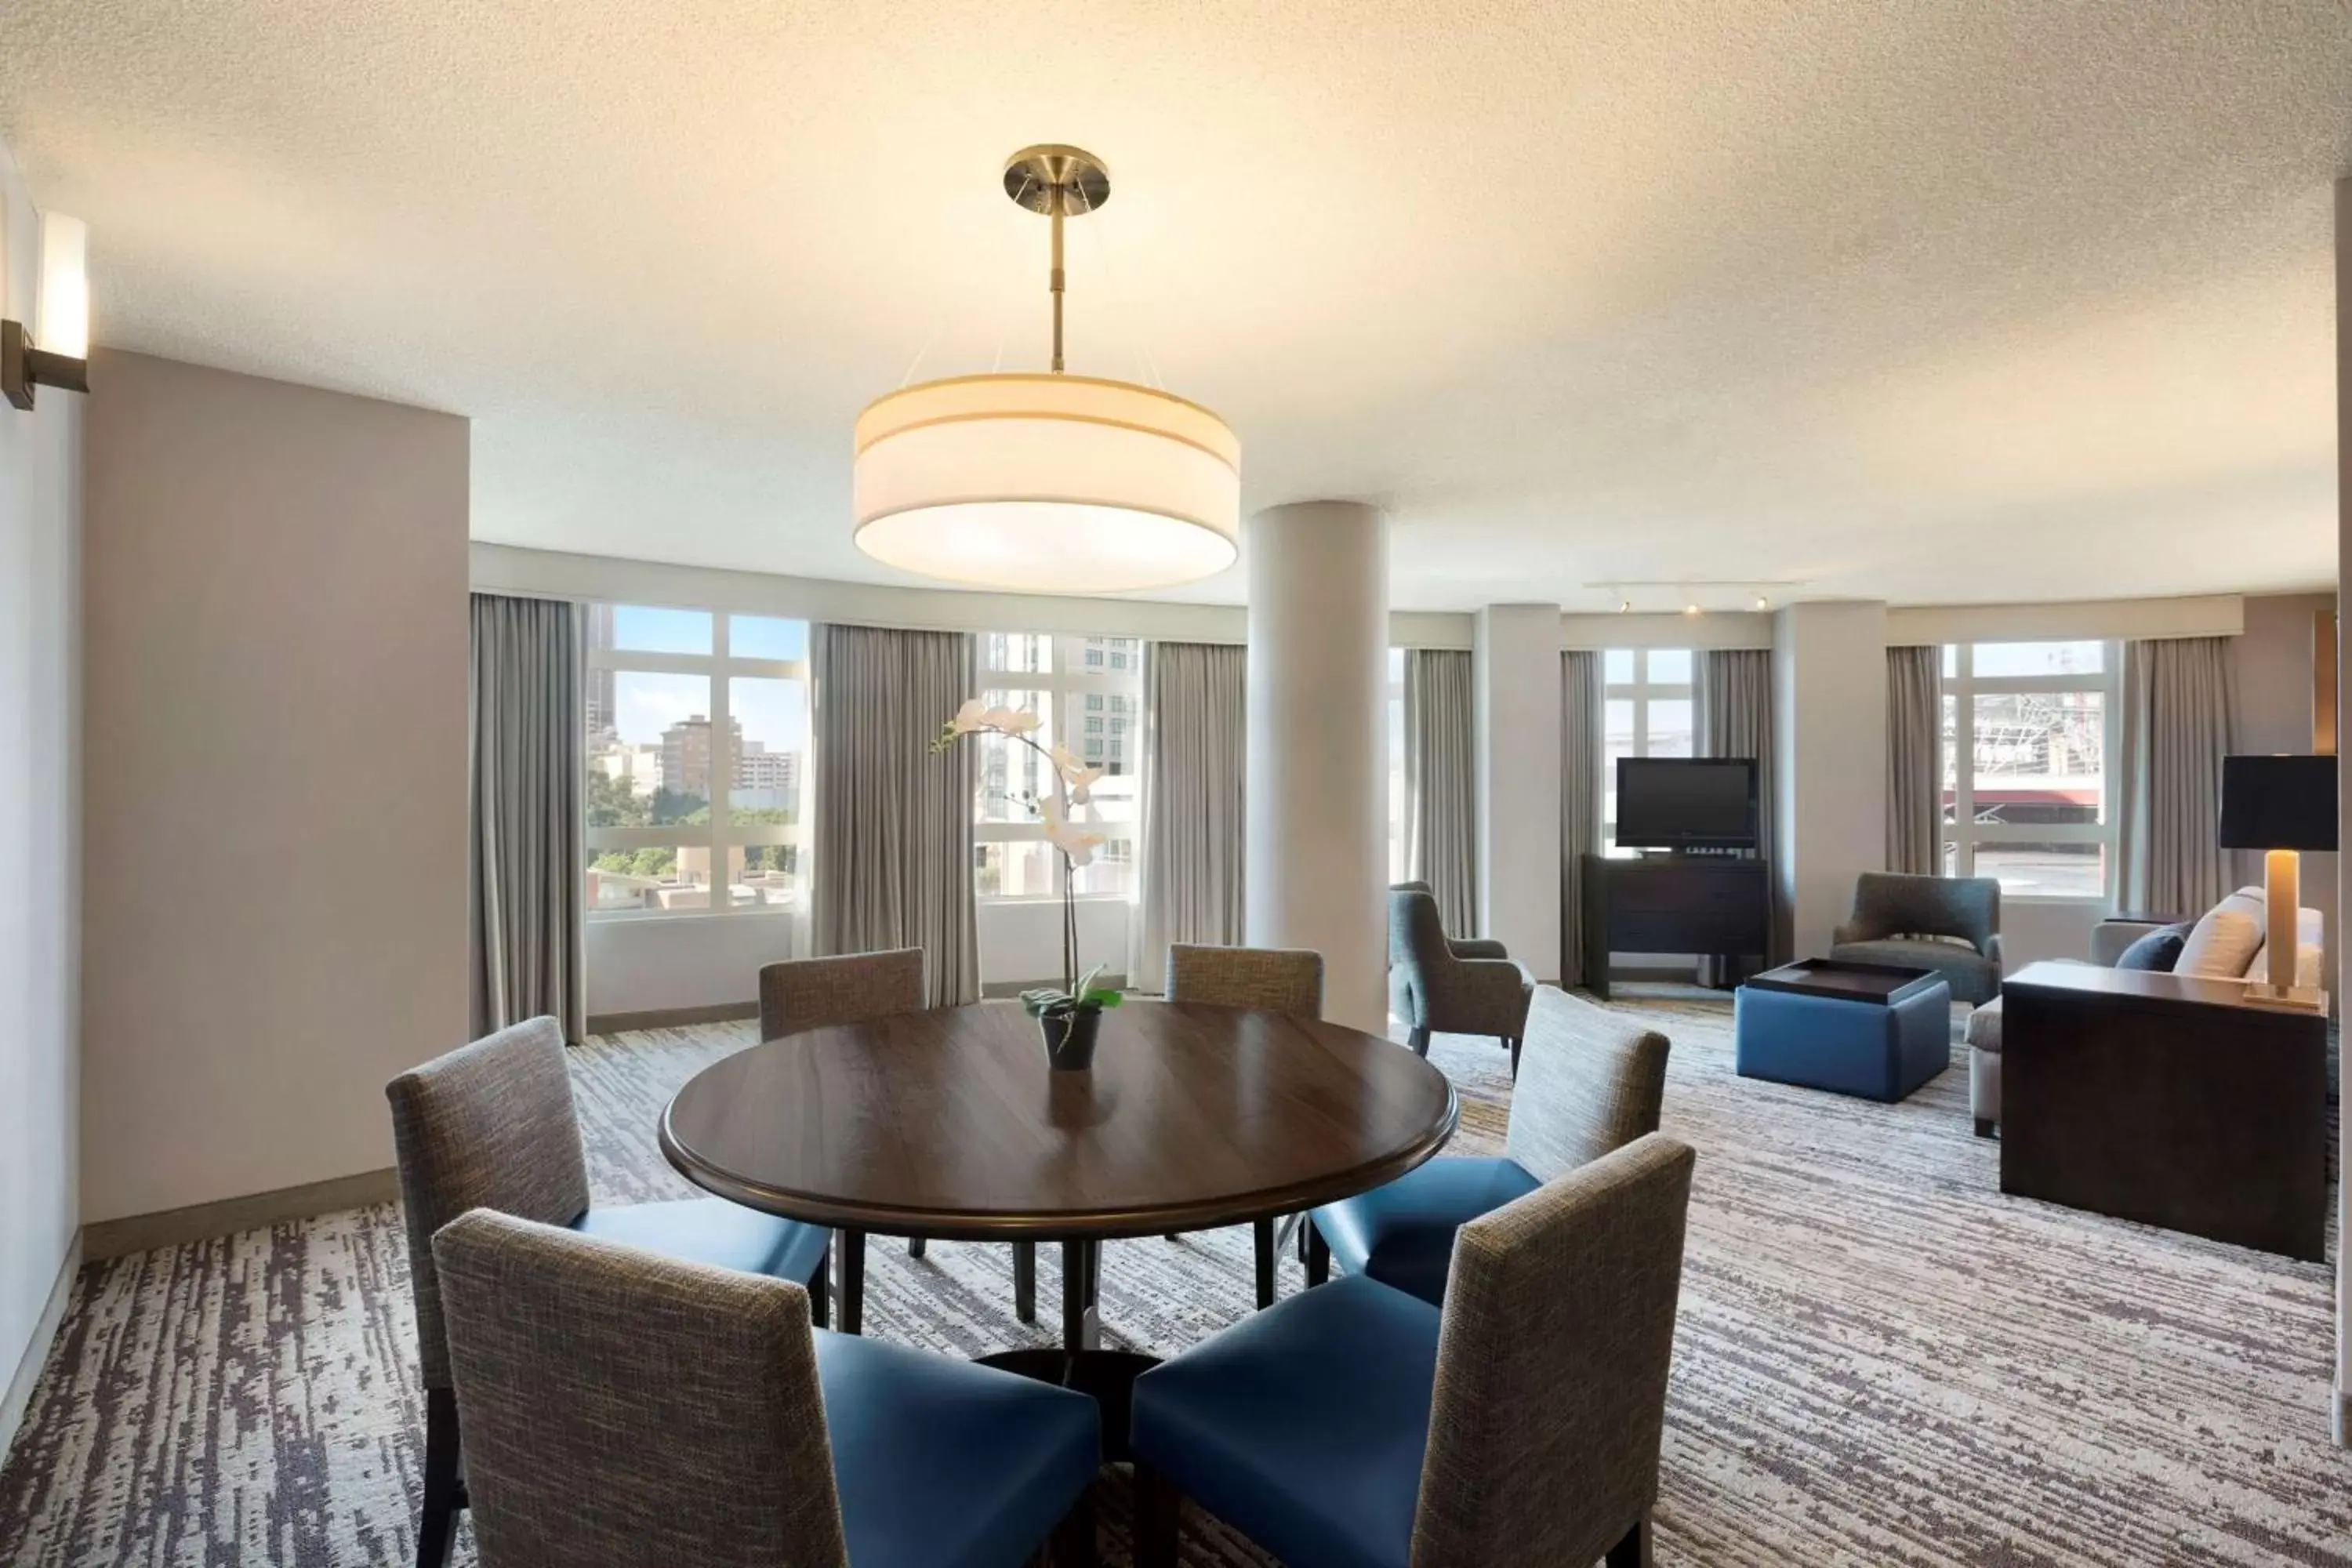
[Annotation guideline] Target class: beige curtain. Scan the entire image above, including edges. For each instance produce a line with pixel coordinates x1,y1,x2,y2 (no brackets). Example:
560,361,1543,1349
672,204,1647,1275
811,623,980,1007
1138,641,1247,975
1886,646,1944,877
2117,636,2238,917
1696,648,1776,978
470,593,587,1042
1404,648,1478,935
1559,651,1603,987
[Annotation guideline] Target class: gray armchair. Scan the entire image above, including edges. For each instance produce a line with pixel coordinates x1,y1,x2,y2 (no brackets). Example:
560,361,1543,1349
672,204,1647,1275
1389,884,1534,1068
1829,872,2002,1006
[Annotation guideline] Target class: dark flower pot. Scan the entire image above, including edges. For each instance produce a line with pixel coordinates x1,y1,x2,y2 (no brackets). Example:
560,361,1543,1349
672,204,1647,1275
1037,1004,1103,1072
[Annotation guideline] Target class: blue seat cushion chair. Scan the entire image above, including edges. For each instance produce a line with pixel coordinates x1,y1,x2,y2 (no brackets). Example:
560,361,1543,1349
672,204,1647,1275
1733,979,1952,1102
572,1196,831,1288
1130,1275,1440,1568
1308,1157,1541,1306
815,1330,1101,1568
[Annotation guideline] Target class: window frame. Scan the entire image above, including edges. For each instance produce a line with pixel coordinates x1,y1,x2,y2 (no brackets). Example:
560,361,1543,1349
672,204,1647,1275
1940,641,2118,903
585,608,811,922
975,632,1144,903
1601,648,1697,855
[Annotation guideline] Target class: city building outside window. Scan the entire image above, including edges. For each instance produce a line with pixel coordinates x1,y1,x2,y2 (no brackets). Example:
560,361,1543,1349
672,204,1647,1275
1940,641,2114,899
583,606,811,928
975,632,1143,900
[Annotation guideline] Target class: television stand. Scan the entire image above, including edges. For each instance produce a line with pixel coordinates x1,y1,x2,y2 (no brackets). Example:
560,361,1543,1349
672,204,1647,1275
1580,854,1771,1000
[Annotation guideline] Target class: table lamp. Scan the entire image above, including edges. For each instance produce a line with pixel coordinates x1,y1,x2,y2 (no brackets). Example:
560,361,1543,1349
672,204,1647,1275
2217,753,2336,1007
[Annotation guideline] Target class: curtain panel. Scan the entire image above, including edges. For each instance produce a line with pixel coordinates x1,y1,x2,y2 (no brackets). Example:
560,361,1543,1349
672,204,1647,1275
1403,648,1478,935
1559,650,1603,987
1695,647,1777,976
811,623,981,1007
1138,641,1248,981
2117,636,2238,918
1885,646,1943,877
469,593,587,1043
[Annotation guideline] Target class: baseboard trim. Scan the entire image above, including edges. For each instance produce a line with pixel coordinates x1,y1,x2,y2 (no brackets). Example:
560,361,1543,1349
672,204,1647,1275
82,1167,402,1262
2,1229,82,1469
586,1000,760,1036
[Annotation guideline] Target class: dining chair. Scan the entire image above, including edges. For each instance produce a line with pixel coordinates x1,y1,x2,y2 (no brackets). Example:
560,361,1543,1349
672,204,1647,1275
1308,984,1669,1305
433,1207,1102,1568
760,949,1039,1327
1163,943,1326,1309
1131,1133,1697,1568
387,1017,832,1568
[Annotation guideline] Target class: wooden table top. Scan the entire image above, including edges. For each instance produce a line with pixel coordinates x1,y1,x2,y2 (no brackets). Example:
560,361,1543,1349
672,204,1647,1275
659,1000,1460,1242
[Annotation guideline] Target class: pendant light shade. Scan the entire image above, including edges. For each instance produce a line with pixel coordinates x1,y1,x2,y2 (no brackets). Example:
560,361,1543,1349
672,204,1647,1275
851,146,1241,593
854,372,1240,593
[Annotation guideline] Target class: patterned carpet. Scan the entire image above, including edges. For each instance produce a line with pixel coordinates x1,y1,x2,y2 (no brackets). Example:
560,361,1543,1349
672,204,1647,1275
2,991,2347,1566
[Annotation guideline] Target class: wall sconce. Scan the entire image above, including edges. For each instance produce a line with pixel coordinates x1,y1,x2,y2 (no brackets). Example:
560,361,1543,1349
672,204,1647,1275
4,212,91,412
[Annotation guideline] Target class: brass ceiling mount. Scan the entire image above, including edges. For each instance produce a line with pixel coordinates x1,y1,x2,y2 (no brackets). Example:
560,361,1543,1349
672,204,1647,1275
1002,146,1110,215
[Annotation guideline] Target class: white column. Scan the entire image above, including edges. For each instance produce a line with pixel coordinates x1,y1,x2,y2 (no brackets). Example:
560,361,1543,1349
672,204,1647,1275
1245,501,1389,1034
2332,174,2350,1450
1474,604,1563,978
1771,601,1889,960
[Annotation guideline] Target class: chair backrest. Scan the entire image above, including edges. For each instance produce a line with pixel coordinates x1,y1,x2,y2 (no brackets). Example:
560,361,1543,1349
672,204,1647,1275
432,1209,847,1568
759,948,926,1041
1847,872,1999,953
387,1017,590,1392
1391,880,1433,895
1165,944,1325,1018
1412,1134,1697,1568
1505,987,1670,1182
1389,885,1453,974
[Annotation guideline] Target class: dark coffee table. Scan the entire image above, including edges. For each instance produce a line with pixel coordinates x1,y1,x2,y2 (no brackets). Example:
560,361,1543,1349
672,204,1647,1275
1734,958,1952,1102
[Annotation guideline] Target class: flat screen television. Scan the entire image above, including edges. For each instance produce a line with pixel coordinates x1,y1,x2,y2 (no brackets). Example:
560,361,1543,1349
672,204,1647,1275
1615,757,1759,851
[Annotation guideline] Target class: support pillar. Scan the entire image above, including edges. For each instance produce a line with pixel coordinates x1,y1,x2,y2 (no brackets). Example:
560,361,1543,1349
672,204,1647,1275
1771,601,1889,961
1474,605,1563,978
1245,502,1389,1034
2332,173,2350,1448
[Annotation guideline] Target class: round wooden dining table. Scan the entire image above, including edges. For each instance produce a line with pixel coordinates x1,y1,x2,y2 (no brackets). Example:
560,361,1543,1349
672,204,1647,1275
659,998,1457,1438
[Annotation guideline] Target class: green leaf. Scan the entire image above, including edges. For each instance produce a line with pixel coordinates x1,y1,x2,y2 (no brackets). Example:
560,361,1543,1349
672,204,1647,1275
1083,988,1124,1009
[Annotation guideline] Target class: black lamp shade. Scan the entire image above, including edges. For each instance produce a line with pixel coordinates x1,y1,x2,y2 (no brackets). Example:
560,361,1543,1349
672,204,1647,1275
2217,754,2337,851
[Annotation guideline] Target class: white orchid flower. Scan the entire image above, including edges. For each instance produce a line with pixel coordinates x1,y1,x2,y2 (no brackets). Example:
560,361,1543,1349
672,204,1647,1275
1040,800,1105,866
981,706,1041,735
949,698,990,734
1048,743,1086,773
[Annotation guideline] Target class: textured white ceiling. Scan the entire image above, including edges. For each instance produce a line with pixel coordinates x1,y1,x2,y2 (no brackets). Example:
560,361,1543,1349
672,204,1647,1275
5,1,2350,610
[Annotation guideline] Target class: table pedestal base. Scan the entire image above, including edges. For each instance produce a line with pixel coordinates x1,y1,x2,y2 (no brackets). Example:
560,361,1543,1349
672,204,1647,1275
977,1348,1160,1463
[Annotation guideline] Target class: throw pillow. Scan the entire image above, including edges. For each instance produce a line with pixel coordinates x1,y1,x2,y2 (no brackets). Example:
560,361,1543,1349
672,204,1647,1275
2173,887,2267,979
2114,920,2193,971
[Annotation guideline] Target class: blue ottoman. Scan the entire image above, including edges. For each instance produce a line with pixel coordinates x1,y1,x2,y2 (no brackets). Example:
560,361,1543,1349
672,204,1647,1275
1734,959,1951,1102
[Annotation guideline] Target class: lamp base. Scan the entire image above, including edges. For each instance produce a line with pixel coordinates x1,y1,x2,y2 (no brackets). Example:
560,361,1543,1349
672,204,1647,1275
2236,982,2328,1012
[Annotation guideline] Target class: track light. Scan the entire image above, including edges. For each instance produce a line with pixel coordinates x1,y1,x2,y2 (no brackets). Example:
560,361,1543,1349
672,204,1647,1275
1682,601,1700,616
1753,593,1769,612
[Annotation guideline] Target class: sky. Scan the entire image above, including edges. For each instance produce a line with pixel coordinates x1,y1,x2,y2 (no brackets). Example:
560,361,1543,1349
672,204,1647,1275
607,606,811,751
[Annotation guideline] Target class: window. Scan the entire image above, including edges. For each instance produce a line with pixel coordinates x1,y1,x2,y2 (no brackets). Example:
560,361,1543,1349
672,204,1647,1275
584,608,811,927
1601,649,1696,854
975,633,1143,900
1940,641,2114,899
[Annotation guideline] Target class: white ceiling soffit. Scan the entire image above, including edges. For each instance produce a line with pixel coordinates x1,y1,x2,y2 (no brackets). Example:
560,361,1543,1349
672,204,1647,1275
4,2,2349,611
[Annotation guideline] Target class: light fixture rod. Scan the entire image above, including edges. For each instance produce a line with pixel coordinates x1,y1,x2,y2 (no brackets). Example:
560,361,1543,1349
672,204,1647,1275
1050,194,1066,373
1004,146,1109,379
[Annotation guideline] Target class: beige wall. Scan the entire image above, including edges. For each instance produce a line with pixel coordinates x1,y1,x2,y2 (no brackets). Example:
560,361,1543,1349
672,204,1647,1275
2230,590,2338,986
80,352,468,1224
0,140,84,1456
1772,601,1889,959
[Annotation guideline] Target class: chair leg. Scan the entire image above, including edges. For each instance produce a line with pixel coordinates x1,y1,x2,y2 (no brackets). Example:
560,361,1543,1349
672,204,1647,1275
1049,1483,1098,1567
808,1248,830,1330
1973,1117,1997,1140
1014,1240,1037,1324
1252,1218,1276,1309
416,1386,463,1568
1131,1460,1181,1568
838,1229,866,1336
908,1236,927,1259
1508,1036,1522,1078
1604,1511,1653,1568
1305,1221,1330,1287
1407,1025,1431,1057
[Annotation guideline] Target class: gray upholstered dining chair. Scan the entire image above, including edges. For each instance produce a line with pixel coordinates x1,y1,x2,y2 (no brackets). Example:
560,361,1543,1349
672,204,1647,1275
1131,1133,1698,1568
387,1017,831,1568
432,1208,1102,1568
1388,884,1534,1069
1163,943,1326,1308
1308,984,1669,1304
1828,872,2002,1005
758,949,1036,1320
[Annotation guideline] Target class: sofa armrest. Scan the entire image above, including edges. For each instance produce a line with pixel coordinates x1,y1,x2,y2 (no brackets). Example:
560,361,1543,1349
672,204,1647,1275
1448,938,1509,960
